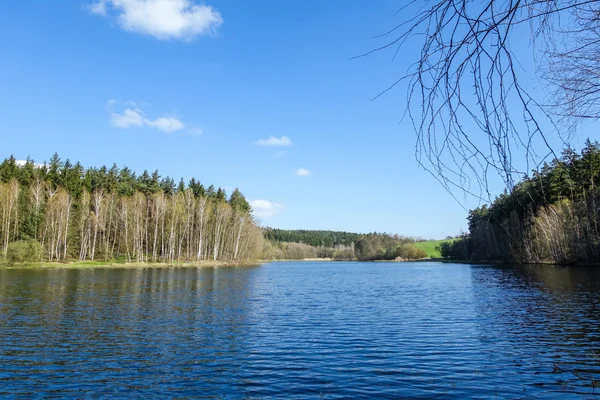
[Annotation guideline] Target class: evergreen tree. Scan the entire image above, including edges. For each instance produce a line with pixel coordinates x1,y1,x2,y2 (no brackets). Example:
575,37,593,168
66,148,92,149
229,188,251,213
0,155,18,183
0,153,262,263
177,178,186,193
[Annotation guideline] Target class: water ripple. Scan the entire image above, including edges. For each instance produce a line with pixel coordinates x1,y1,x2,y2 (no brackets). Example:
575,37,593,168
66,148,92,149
1,262,600,398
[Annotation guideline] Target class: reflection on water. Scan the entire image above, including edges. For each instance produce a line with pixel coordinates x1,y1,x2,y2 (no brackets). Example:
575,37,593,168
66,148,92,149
0,262,599,398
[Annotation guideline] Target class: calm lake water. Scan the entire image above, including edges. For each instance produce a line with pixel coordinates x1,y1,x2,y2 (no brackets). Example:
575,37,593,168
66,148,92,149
1,262,600,398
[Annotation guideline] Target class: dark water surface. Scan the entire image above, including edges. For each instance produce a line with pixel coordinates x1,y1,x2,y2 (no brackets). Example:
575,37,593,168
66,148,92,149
1,262,600,398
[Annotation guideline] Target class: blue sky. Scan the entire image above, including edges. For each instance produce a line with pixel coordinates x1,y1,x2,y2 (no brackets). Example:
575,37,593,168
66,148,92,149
2,0,583,239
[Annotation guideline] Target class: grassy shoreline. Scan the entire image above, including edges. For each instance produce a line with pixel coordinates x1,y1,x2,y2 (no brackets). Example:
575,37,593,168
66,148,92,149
413,240,446,258
0,260,263,269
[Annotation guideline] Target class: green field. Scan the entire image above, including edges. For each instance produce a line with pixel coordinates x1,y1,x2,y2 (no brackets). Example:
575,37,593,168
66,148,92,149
414,240,452,258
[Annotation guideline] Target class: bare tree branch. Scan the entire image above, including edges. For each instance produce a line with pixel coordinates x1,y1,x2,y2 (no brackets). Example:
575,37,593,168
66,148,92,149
359,0,600,201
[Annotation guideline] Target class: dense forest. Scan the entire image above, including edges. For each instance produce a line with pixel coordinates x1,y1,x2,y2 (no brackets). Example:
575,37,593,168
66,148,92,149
262,228,360,247
262,229,427,261
0,154,263,264
443,140,600,265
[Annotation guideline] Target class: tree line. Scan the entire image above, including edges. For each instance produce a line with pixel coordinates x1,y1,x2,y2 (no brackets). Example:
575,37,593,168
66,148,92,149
0,154,263,264
354,233,426,261
262,228,361,248
262,231,427,261
443,140,600,264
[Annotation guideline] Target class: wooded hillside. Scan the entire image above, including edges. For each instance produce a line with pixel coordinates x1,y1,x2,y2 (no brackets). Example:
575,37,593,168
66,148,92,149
262,229,427,261
451,140,600,264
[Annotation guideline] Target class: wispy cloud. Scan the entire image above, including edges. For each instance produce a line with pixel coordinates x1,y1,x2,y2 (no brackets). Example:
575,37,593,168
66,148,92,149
90,0,223,41
275,151,286,157
295,168,311,176
255,136,292,147
110,107,145,128
146,116,184,133
106,100,185,133
250,200,284,218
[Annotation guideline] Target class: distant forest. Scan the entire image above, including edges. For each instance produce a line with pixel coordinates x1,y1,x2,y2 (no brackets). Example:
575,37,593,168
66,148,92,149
262,228,427,261
262,228,360,247
442,140,600,265
0,154,262,264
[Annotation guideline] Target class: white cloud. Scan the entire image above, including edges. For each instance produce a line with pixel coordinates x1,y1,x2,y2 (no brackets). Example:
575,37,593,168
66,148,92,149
146,116,184,132
106,100,185,133
15,160,45,169
275,151,286,157
91,0,223,40
250,200,284,218
110,107,145,128
255,136,292,147
295,168,311,176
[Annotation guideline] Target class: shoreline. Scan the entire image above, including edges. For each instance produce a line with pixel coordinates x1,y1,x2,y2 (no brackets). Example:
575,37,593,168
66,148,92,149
3,258,597,269
263,258,600,267
260,258,334,262
414,258,600,267
1,260,264,269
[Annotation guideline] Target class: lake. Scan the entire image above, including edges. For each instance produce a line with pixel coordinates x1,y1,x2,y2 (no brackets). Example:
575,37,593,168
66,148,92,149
1,261,599,398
